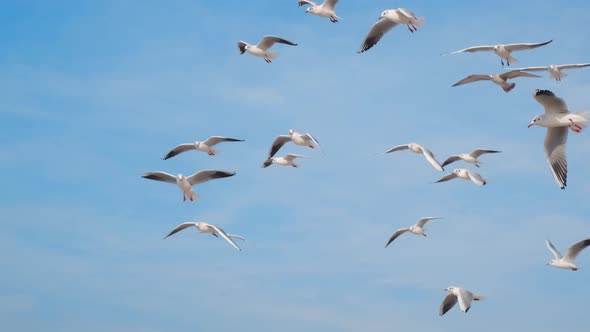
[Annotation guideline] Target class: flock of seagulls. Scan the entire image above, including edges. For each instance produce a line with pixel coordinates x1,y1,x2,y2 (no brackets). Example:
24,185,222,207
138,2,590,317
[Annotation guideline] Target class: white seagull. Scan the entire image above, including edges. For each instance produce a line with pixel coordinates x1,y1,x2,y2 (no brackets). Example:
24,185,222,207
238,35,298,63
385,217,443,248
163,136,244,159
441,149,501,168
452,69,541,93
142,169,236,201
164,221,245,251
545,238,590,271
439,286,485,316
511,63,590,82
262,154,308,168
268,129,321,158
358,8,425,53
384,143,443,171
443,40,553,66
435,169,487,186
528,89,589,189
298,0,340,23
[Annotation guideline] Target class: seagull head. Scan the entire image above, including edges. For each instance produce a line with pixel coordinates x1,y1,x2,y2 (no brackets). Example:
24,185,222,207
379,10,388,19
444,287,455,292
453,169,461,174
528,115,543,128
289,129,295,135
195,141,202,147
546,259,555,266
177,174,184,179
305,7,313,14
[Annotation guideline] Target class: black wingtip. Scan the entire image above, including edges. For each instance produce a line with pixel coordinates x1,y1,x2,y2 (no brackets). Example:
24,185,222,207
534,89,554,97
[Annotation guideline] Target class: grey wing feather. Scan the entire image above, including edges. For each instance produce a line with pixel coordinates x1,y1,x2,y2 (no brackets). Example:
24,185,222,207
439,294,458,316
187,170,236,186
203,136,244,146
163,143,196,160
546,239,562,259
436,173,458,183
384,144,409,153
544,127,568,189
385,228,409,248
209,224,241,251
441,155,461,168
269,135,292,158
416,217,442,227
565,238,590,262
297,0,317,7
504,40,552,51
452,75,492,87
164,222,197,239
324,0,338,10
358,18,397,53
501,70,541,79
142,171,178,184
444,45,495,55
534,90,569,114
258,36,298,50
558,63,590,70
470,149,501,158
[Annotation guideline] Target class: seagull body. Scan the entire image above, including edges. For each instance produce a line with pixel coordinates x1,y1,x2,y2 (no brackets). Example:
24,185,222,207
385,217,443,248
443,40,552,66
142,170,236,201
384,143,443,171
546,239,590,271
442,149,501,168
164,221,245,251
452,70,540,92
358,8,424,53
512,64,590,81
528,89,589,189
238,35,298,63
436,168,487,186
268,129,321,158
439,286,484,316
263,154,308,168
298,0,340,22
163,136,244,159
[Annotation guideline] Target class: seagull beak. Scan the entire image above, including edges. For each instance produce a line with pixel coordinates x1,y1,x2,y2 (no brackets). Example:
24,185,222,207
527,123,534,128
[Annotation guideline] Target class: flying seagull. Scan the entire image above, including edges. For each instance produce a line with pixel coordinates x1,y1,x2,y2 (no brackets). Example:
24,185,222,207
443,40,553,66
385,217,443,248
436,169,487,186
262,154,308,168
441,149,501,168
545,238,590,271
163,136,244,159
439,286,485,316
298,0,340,23
238,35,298,63
142,170,236,201
268,129,321,158
527,89,589,189
358,8,424,53
384,143,443,171
511,63,590,82
164,221,245,251
452,69,540,93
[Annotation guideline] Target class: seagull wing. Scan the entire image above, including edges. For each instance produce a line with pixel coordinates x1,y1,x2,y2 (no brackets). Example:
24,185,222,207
324,0,338,10
556,63,590,70
452,75,492,87
416,217,443,228
500,70,541,80
441,155,462,168
457,289,474,312
187,170,236,186
208,224,242,251
203,136,244,147
227,234,246,242
544,127,568,189
436,172,458,183
358,17,398,53
162,143,196,160
397,8,418,19
163,222,198,239
443,45,495,55
297,0,318,6
470,149,501,158
546,239,562,259
534,89,569,114
237,41,248,54
385,228,410,248
466,170,486,186
142,172,178,184
421,147,444,171
510,66,549,72
269,135,292,158
564,238,590,263
384,144,409,153
284,154,308,161
504,40,552,52
257,36,298,51
439,293,458,316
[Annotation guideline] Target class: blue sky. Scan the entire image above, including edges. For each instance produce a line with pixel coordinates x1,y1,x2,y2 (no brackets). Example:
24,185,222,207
2,1,590,331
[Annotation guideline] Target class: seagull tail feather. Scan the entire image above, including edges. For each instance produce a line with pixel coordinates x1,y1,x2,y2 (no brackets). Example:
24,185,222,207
574,111,590,131
412,16,425,27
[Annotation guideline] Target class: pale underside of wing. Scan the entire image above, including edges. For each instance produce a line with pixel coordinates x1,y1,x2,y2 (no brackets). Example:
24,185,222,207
257,36,298,50
187,170,236,186
436,172,458,183
421,148,444,171
565,238,590,262
452,75,492,87
557,63,590,70
385,144,409,153
269,135,292,158
439,294,458,316
163,143,196,160
208,224,241,251
500,70,541,80
142,171,178,184
544,127,568,189
504,40,552,51
385,228,410,248
324,0,338,10
445,45,495,55
203,136,244,146
284,154,307,161
545,239,562,259
416,217,442,227
358,18,398,53
466,170,486,186
457,289,474,312
397,8,417,19
164,222,198,239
